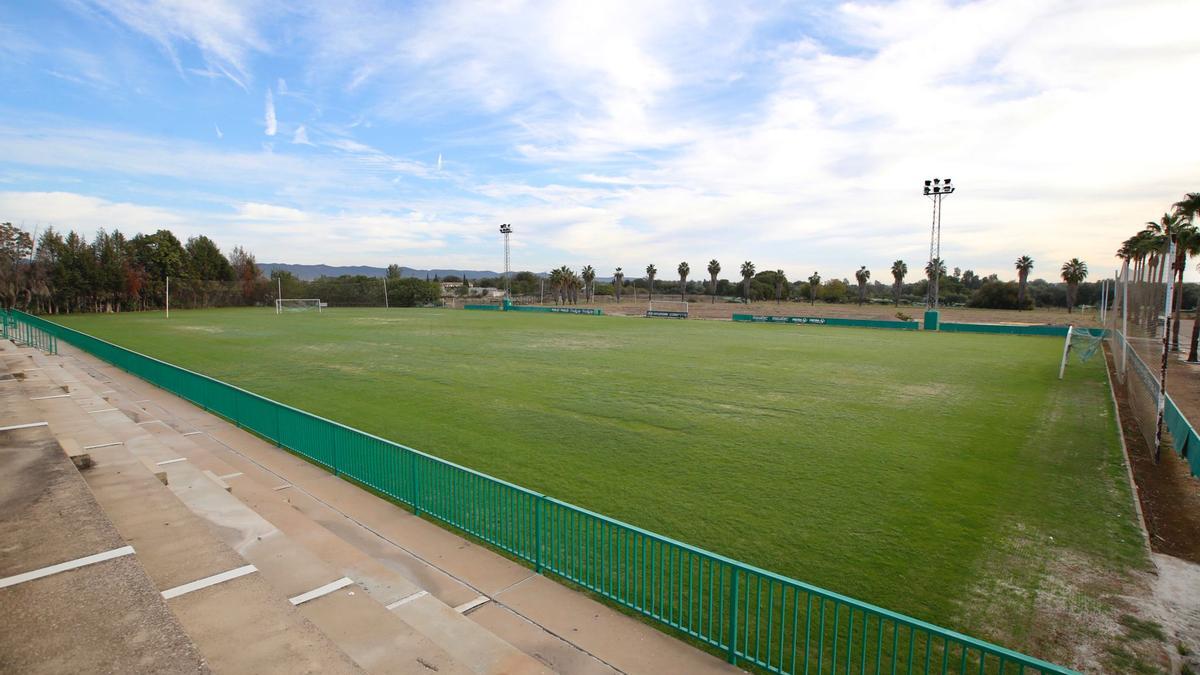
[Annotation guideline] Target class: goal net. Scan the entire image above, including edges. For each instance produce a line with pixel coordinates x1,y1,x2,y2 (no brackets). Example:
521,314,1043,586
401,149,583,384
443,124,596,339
646,300,689,318
276,298,323,314
1058,326,1104,379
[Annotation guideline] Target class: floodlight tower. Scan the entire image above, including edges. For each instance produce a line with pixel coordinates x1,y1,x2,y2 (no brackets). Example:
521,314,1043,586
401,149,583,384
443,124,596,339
499,223,513,298
922,178,956,309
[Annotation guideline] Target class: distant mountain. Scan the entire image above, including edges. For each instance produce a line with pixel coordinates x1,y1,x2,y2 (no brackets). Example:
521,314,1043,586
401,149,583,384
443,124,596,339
259,263,502,281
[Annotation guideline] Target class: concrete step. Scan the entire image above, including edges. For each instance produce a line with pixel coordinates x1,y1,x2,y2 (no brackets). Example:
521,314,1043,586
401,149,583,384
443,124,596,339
0,352,208,673
22,355,508,675
40,348,553,675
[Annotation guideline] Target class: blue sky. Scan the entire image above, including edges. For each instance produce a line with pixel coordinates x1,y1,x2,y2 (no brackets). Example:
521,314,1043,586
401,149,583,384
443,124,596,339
1,0,1198,281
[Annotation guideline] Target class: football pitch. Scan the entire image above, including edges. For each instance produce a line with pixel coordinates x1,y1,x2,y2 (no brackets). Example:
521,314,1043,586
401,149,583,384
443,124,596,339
55,307,1146,657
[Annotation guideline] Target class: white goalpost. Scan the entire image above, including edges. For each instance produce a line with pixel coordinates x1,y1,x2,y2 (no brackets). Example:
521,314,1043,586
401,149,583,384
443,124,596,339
1059,324,1105,379
275,298,324,314
646,299,689,318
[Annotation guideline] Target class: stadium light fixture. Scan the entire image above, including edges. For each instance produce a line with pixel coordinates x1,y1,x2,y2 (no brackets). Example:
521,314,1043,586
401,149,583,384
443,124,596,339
922,177,957,310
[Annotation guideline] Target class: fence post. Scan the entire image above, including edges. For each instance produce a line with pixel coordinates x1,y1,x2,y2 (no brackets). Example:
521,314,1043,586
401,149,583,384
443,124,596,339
726,564,740,665
535,496,544,574
410,451,421,517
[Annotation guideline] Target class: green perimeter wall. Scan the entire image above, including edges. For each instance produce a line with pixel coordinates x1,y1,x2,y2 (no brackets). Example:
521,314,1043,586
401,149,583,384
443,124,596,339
509,305,603,315
732,313,919,330
940,322,1071,337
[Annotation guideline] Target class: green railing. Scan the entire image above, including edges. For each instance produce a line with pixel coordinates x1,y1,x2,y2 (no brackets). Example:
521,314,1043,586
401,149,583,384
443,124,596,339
15,308,1074,675
733,314,919,330
3,310,58,354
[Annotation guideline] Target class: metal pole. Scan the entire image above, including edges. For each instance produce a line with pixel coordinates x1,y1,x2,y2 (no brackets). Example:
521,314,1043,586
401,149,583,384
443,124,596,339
165,275,170,319
1121,261,1129,377
1154,239,1177,463
933,194,942,309
277,277,282,314
383,277,389,309
927,196,937,310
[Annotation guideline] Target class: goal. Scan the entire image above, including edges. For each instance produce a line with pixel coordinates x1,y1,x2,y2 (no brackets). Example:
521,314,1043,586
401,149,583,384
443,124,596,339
275,298,323,314
646,300,689,318
1058,325,1103,379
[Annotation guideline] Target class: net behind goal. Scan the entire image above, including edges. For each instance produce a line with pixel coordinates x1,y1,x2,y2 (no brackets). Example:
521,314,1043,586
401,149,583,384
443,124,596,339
276,298,323,313
646,300,689,318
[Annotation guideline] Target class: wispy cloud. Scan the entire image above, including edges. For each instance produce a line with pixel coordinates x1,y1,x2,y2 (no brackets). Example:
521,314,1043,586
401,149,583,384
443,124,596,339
291,124,310,145
214,124,223,139
263,88,276,136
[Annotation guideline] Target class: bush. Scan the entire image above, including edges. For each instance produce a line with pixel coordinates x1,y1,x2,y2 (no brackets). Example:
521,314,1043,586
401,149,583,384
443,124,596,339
967,281,1033,310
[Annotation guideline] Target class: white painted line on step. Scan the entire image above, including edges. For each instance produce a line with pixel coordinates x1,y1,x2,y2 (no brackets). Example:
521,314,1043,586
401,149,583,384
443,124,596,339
156,458,187,466
84,442,123,450
99,389,115,393
386,590,428,610
136,420,165,426
289,577,353,606
182,431,202,436
87,408,120,414
162,564,258,600
272,484,292,491
0,546,135,590
23,368,41,371
30,394,70,400
0,421,48,432
135,399,150,403
218,472,243,480
453,595,491,614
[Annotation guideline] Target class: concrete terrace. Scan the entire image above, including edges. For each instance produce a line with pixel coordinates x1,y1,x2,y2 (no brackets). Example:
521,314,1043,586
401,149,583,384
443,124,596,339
0,337,742,674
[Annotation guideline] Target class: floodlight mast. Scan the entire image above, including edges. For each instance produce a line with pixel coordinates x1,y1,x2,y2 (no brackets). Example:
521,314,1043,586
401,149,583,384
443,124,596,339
499,223,513,299
922,178,956,309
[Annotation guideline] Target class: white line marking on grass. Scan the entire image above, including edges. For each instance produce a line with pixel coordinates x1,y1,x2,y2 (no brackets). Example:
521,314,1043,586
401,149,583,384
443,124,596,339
453,595,490,614
84,442,123,449
156,458,187,466
0,546,135,590
30,394,69,400
87,408,119,414
386,590,428,610
289,577,353,605
0,421,48,432
161,564,258,599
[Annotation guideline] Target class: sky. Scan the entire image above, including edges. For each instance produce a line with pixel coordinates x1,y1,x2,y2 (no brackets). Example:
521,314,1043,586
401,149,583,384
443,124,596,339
1,0,1197,282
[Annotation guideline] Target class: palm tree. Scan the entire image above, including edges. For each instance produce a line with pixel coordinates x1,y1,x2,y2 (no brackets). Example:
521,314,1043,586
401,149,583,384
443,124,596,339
854,266,871,306
890,260,907,307
924,258,946,306
740,261,755,302
581,265,596,303
548,267,565,305
612,267,624,303
1169,194,1200,361
677,262,690,302
1015,256,1034,310
1060,259,1088,313
808,272,820,306
707,259,720,304
645,264,657,300
774,270,786,304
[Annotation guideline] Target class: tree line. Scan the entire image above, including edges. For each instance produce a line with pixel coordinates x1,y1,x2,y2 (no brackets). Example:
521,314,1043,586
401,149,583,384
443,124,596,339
0,224,443,312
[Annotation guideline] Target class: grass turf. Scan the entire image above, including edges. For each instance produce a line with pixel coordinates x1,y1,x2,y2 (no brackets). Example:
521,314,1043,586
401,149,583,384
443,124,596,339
54,307,1146,655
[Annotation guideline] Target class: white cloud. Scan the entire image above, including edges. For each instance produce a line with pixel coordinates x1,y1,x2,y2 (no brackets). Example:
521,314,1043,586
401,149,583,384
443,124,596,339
72,0,267,88
292,124,310,145
214,124,223,139
0,191,185,233
263,88,277,136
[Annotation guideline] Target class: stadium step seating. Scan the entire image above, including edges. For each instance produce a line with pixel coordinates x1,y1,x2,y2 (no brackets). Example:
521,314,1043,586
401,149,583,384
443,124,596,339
7,340,550,674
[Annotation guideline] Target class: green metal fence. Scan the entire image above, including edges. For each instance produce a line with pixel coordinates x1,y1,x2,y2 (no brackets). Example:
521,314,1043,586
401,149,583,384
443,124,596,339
732,314,919,331
14,309,1073,674
3,310,58,354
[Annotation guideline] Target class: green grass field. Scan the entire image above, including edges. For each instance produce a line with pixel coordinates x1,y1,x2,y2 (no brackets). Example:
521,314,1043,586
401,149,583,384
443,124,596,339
55,307,1147,659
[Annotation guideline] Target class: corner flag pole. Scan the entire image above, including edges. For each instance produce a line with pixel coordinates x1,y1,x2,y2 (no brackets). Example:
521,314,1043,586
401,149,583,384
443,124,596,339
1154,238,1177,463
